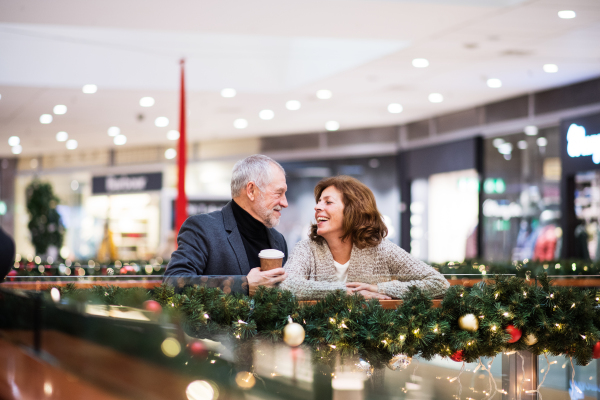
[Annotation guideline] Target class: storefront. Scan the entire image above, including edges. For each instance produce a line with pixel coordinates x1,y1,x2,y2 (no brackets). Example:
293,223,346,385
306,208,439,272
560,112,600,260
481,126,561,263
398,138,483,263
87,172,163,261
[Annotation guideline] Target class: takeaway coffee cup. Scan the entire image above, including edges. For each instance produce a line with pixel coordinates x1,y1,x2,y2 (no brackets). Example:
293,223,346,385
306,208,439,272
258,249,285,271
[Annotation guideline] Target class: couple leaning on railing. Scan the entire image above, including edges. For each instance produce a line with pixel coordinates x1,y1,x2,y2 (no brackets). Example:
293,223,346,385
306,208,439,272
164,154,450,300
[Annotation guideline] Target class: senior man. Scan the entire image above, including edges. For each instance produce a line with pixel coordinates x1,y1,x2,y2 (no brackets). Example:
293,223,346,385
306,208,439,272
164,154,288,295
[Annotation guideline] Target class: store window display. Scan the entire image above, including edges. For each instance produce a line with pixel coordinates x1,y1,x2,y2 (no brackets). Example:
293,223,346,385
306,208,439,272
574,170,600,261
483,126,561,262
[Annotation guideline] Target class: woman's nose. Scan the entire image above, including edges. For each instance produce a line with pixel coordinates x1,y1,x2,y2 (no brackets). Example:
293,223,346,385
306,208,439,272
314,203,323,211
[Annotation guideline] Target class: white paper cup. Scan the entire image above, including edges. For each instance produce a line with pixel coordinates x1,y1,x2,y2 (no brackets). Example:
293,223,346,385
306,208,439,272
258,249,284,271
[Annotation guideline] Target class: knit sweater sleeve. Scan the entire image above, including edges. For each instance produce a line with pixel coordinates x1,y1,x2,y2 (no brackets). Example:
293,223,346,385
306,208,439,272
376,240,450,299
280,240,346,300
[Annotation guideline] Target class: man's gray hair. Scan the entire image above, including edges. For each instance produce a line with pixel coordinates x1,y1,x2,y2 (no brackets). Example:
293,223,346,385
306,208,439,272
231,154,285,198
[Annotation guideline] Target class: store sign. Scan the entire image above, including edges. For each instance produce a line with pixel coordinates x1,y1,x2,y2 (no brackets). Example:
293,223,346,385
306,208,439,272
92,172,162,194
566,123,600,164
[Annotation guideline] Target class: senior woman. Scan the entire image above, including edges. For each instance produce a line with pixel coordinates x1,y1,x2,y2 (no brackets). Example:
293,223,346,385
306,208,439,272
280,176,450,300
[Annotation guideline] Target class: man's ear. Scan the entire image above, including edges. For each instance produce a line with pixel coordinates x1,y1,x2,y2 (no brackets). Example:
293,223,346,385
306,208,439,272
246,182,257,201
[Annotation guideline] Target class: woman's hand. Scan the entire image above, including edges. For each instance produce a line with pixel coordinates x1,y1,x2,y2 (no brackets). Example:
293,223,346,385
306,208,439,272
346,282,391,300
346,282,378,293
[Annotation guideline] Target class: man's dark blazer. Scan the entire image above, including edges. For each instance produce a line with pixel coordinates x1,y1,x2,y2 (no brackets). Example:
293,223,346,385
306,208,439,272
164,201,288,294
0,228,15,280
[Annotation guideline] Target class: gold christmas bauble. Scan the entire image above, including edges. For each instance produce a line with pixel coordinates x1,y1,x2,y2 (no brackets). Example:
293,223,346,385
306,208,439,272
458,314,479,332
524,333,538,346
283,322,305,347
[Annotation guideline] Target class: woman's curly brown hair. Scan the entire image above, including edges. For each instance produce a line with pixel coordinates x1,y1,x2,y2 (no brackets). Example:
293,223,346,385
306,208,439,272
309,175,388,249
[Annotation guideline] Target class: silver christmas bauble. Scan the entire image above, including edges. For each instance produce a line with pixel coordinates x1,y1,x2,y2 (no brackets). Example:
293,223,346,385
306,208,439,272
357,359,374,377
283,322,305,347
458,314,479,332
387,354,412,370
524,333,538,346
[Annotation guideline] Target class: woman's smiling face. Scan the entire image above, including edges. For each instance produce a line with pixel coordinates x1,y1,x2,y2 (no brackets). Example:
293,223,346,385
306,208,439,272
314,185,345,240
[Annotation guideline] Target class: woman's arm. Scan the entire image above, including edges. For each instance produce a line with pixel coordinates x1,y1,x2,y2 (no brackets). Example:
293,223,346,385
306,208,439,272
375,240,450,299
280,241,347,300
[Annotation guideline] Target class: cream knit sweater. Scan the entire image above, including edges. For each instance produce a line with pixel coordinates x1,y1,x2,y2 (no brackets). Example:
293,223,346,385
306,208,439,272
280,239,450,300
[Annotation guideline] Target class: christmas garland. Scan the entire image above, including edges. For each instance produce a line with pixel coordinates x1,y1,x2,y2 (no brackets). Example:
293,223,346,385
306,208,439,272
49,274,600,367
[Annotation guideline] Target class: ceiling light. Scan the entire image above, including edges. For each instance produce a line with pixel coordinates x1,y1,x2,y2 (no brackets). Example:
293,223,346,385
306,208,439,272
40,114,53,124
388,103,403,114
517,140,528,150
487,78,502,88
524,125,538,136
492,138,505,148
558,10,576,19
412,58,429,68
221,88,236,98
114,135,127,145
325,121,339,131
140,97,155,107
8,136,20,147
165,148,177,160
316,90,332,100
233,118,248,129
537,137,548,147
56,131,68,142
82,84,97,94
286,100,301,110
53,105,67,115
259,110,274,120
66,139,78,150
543,64,558,73
107,126,120,137
428,93,443,103
155,117,169,127
167,130,180,140
11,145,22,154
498,142,513,154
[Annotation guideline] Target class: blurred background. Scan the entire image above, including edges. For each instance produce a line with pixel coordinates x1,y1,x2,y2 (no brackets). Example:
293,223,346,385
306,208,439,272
1,0,599,265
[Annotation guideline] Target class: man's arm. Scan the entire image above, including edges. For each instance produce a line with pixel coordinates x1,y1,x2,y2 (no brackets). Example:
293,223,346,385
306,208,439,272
163,216,252,294
0,228,15,280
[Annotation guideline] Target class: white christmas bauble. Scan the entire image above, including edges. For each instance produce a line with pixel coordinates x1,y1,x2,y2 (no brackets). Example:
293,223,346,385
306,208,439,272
387,354,412,371
283,322,305,347
524,333,538,346
458,314,479,332
357,359,374,377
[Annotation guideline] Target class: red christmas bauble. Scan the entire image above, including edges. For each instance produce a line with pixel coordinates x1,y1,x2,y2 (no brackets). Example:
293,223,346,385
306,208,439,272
593,342,600,359
143,300,162,314
450,350,464,362
7,270,17,277
188,340,208,359
506,325,522,343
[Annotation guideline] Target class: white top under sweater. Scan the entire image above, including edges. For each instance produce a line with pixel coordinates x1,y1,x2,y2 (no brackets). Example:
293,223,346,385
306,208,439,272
333,260,350,282
280,238,450,300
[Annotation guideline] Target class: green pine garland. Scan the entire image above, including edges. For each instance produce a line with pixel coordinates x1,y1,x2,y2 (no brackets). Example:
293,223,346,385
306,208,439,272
53,274,600,366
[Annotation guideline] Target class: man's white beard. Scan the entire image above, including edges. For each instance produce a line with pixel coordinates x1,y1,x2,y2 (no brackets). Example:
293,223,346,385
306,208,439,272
256,195,281,228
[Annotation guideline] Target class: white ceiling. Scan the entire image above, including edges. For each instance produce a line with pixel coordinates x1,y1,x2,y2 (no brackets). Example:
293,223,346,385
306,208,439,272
1,0,600,156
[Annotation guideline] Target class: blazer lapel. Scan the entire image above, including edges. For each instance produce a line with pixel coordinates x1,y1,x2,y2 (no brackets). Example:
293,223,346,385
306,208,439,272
222,202,251,275
228,227,251,275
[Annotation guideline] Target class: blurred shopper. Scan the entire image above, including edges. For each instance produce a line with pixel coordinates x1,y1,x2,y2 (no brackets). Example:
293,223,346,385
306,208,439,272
164,155,288,295
281,176,449,300
0,227,15,280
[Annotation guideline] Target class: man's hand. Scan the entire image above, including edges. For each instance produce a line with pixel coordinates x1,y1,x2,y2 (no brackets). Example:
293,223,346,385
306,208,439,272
247,267,287,296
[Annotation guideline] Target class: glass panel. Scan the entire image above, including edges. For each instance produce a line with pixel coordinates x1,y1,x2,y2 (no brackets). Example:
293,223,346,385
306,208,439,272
575,170,600,261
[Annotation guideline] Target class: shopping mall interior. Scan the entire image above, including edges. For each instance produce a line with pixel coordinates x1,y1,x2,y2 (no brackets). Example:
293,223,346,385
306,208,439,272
1,1,600,399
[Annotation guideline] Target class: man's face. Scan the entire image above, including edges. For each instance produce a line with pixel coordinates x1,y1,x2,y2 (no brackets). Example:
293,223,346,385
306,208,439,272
253,165,288,228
